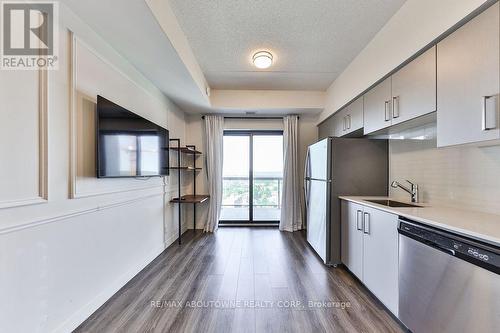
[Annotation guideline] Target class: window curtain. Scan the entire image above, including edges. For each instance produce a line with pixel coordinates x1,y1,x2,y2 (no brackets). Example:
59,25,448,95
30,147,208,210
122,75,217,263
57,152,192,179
279,115,303,232
203,115,224,232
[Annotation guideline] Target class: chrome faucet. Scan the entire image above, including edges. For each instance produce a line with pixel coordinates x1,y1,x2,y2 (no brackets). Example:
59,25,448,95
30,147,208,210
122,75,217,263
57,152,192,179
391,180,419,203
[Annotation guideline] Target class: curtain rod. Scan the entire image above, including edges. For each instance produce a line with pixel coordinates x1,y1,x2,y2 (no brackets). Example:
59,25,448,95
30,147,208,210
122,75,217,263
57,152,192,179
201,116,299,120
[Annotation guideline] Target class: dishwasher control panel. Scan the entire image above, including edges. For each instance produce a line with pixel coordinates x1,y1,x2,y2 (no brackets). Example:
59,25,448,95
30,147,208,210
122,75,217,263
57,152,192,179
466,246,490,262
399,220,500,274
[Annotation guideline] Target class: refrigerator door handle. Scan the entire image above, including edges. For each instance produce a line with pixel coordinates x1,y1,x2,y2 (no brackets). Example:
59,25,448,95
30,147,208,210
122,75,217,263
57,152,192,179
304,179,310,212
304,148,311,180
303,148,311,213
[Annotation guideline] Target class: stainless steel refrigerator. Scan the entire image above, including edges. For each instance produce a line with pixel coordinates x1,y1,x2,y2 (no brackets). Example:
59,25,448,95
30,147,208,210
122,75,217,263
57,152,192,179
304,137,388,266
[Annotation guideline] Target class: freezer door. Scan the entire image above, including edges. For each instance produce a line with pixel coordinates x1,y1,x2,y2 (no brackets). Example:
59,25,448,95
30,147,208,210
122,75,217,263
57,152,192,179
306,179,328,263
307,138,329,181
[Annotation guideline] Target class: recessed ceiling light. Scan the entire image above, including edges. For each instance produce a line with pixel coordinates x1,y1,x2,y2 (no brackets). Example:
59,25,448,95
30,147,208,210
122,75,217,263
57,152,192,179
253,51,273,69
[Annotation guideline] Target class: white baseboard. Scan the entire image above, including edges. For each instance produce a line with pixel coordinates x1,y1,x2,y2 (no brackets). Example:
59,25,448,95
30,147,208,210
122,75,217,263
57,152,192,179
56,225,194,332
53,245,164,333
164,231,179,248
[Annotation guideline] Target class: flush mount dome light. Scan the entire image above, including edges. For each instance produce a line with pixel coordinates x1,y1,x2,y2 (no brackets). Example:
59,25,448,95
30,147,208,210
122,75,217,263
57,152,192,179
252,51,273,69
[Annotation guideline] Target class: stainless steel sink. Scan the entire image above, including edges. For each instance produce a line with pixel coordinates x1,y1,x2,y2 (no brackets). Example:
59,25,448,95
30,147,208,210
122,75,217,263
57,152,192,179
365,199,422,208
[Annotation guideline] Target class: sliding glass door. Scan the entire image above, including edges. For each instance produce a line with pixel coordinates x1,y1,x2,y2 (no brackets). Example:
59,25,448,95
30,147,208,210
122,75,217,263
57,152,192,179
220,134,250,221
220,131,283,224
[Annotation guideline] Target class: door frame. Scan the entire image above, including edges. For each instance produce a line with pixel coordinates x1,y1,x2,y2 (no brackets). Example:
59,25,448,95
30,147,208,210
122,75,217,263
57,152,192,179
220,130,283,225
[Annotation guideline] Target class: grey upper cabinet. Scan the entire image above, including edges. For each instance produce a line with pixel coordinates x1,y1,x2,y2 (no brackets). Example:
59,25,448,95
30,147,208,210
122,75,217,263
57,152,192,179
391,46,436,126
437,2,500,147
319,100,363,139
327,97,364,138
344,96,364,135
363,77,392,134
334,108,347,137
318,115,334,139
318,108,347,138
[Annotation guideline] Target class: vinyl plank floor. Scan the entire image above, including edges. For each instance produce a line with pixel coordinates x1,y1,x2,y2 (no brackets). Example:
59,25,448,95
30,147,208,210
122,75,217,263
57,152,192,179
75,228,404,333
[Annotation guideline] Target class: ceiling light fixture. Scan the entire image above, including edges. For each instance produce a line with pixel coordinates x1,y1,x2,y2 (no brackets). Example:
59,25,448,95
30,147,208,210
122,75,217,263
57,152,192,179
252,51,273,69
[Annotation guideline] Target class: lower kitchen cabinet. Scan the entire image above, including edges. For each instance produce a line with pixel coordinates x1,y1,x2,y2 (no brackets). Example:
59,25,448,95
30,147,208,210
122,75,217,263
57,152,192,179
341,201,364,278
362,206,399,316
341,200,399,317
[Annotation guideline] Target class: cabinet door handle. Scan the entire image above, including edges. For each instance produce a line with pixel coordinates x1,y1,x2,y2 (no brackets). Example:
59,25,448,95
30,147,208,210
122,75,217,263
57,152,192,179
347,114,352,129
482,95,498,131
392,96,399,118
343,116,346,131
356,210,363,231
384,101,391,121
363,212,370,235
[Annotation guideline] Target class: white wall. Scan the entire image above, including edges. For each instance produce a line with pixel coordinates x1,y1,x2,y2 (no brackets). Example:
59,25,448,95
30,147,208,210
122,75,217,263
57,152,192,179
145,0,210,103
319,0,490,123
185,115,318,228
0,4,189,332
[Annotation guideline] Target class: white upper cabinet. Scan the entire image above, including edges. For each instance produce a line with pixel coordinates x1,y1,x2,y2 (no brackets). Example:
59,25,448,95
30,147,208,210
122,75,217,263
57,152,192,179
391,46,437,125
437,3,500,147
363,77,392,134
323,4,497,145
364,47,437,134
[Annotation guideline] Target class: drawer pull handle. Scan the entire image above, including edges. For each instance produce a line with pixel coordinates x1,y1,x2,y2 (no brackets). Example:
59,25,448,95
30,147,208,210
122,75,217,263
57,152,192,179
363,212,370,235
392,96,399,118
384,101,391,121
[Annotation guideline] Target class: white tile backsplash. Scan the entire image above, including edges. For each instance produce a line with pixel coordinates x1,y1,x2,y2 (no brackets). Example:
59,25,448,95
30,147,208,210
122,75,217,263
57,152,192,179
389,139,500,215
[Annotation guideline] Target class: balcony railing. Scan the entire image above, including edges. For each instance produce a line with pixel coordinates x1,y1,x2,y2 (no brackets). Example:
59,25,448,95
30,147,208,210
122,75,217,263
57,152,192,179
221,176,282,221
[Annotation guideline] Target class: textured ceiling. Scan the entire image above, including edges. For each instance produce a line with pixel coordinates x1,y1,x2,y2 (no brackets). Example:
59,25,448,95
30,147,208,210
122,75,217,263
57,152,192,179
169,0,407,91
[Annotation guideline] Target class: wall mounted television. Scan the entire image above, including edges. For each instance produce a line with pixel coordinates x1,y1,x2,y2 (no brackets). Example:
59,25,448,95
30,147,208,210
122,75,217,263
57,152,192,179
96,95,169,178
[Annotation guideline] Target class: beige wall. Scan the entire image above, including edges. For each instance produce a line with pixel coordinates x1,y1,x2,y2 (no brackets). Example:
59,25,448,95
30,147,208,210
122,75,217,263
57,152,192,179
319,0,490,124
185,115,318,227
210,90,325,112
389,139,500,215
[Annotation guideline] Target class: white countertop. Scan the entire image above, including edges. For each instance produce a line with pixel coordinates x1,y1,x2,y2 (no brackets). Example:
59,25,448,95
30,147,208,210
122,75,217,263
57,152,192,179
339,196,500,247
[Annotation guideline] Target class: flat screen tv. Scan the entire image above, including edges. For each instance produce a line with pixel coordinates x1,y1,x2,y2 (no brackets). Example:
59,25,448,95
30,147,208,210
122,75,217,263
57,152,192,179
96,95,169,178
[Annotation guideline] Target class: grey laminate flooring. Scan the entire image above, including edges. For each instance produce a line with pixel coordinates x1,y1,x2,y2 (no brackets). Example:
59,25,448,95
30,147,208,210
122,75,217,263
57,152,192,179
75,227,404,333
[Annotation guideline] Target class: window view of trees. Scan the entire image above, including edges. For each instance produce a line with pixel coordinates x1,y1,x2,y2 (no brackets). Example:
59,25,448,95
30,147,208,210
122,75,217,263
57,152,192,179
220,134,283,221
222,177,282,208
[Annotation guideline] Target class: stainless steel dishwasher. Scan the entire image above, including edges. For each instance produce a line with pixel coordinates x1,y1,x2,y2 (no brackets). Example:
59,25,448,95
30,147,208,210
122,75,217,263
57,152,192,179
398,218,500,333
